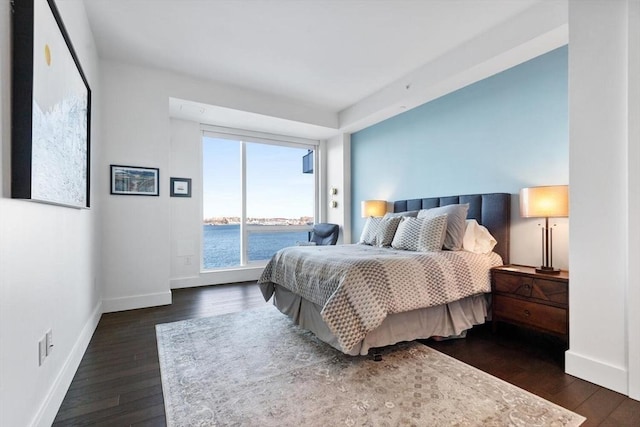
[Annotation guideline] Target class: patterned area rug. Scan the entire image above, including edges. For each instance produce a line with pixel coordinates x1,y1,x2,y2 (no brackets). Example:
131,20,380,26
156,306,585,427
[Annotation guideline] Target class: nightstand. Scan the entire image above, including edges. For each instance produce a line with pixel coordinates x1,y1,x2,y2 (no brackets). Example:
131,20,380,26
491,265,569,343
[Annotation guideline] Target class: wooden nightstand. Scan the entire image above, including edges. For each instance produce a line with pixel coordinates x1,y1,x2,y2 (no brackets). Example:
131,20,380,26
491,265,569,343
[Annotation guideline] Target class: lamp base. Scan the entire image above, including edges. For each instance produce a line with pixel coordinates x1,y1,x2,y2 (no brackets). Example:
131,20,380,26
535,266,561,275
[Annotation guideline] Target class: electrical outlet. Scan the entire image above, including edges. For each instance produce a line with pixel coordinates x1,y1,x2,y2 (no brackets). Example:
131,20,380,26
185,256,192,266
39,337,46,366
46,329,53,356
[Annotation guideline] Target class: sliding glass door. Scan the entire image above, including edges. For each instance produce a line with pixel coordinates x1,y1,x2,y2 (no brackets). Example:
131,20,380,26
202,132,317,270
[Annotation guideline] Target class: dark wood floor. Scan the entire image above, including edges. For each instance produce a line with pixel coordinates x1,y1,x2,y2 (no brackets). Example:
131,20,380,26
54,282,639,426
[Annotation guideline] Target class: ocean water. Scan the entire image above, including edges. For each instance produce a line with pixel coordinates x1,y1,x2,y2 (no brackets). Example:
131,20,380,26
203,224,308,269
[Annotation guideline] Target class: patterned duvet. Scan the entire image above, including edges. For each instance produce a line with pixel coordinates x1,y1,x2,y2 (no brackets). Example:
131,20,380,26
258,244,502,354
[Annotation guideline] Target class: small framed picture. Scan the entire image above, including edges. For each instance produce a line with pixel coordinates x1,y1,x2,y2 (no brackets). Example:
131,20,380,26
110,165,159,196
170,177,191,198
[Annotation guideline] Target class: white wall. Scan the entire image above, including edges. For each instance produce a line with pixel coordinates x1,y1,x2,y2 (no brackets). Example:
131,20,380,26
100,61,173,311
567,0,638,397
169,119,202,282
0,1,103,426
101,61,334,296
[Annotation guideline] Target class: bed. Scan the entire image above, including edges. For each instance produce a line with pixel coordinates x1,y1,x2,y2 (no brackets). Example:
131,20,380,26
258,192,511,355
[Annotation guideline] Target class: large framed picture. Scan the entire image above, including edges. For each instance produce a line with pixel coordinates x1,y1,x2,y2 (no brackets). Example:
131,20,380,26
11,0,92,208
110,165,160,196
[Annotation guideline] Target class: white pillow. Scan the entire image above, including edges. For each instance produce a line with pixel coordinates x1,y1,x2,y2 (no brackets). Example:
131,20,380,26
359,216,401,247
417,203,469,251
391,215,448,252
462,219,497,254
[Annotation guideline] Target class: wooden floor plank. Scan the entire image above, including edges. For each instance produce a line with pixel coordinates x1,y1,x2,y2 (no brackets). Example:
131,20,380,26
599,397,640,427
54,395,120,423
53,282,638,426
574,388,628,427
547,377,600,411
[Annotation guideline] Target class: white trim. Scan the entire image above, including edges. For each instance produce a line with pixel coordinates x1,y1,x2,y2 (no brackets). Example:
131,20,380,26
201,124,319,148
31,301,103,427
316,139,322,222
342,134,352,243
565,350,628,395
102,291,172,313
627,0,640,401
240,141,248,265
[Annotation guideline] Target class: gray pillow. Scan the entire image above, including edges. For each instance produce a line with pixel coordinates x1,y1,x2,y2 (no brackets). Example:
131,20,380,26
417,203,469,250
391,215,448,252
383,210,419,219
359,216,402,247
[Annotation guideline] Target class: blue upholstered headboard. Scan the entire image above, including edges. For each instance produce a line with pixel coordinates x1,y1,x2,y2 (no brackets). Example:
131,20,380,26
393,193,511,264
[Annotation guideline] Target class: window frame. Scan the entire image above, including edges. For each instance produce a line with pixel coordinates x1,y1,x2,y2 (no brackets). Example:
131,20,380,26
201,125,320,271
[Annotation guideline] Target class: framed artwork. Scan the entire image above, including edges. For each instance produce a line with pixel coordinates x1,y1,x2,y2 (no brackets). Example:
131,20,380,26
170,177,192,198
11,0,92,208
110,165,159,196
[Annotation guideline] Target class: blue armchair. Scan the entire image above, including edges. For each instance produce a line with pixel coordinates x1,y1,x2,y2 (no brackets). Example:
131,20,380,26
309,223,339,245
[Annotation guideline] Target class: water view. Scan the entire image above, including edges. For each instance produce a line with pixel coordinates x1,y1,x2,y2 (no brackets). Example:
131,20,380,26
203,224,308,269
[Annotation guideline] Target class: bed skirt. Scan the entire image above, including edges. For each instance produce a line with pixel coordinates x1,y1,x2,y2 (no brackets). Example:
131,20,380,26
270,284,489,356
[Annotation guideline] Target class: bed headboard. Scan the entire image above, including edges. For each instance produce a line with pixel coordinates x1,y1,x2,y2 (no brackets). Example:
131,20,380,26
393,193,511,264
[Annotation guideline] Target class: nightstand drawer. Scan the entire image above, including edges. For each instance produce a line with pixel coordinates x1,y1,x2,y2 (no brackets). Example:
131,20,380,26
493,295,567,336
531,278,568,306
493,273,534,297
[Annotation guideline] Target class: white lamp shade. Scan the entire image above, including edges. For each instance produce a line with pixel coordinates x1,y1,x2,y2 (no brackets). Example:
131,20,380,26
361,200,387,218
520,185,569,218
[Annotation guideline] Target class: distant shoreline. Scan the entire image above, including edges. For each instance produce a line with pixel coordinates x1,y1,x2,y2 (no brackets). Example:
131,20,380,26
203,217,313,226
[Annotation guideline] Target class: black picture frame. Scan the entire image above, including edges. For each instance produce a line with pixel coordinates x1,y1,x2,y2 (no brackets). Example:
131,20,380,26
110,165,160,196
170,177,192,198
11,0,92,208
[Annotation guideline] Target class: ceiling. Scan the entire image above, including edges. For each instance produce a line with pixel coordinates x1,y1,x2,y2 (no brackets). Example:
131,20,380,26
82,0,560,138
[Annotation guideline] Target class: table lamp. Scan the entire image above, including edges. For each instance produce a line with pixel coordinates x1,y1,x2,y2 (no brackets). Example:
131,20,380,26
361,200,387,218
520,185,569,274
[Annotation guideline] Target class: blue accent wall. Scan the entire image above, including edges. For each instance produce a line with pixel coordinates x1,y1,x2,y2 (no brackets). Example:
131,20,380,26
351,46,568,239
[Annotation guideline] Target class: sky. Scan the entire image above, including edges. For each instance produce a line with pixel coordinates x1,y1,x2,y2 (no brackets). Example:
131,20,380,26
202,136,314,219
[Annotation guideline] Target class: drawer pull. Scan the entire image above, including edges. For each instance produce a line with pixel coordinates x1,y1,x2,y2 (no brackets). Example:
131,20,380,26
523,284,530,291
523,310,531,317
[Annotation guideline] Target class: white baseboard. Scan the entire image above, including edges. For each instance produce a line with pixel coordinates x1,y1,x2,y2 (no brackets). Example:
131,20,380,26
32,301,103,427
565,349,628,395
102,291,172,313
170,275,206,289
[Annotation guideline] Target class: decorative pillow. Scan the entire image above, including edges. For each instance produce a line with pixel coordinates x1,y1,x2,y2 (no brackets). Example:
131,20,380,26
383,210,419,219
417,203,469,250
463,219,497,254
359,216,402,247
391,215,448,252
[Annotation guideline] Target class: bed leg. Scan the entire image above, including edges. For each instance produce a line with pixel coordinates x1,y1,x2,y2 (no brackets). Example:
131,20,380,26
372,349,382,362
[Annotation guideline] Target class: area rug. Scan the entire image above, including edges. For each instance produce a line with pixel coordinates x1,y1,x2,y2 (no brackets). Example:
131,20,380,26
156,306,585,427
